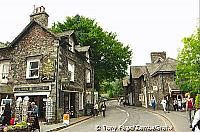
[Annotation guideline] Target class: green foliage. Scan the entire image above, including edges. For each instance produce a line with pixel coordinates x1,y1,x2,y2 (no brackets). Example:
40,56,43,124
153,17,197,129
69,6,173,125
100,79,123,98
195,94,200,109
176,28,200,93
51,15,132,90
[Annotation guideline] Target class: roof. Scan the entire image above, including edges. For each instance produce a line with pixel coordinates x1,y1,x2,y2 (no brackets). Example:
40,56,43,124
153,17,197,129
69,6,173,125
55,31,74,38
0,42,7,49
75,45,90,52
151,57,177,76
130,66,146,78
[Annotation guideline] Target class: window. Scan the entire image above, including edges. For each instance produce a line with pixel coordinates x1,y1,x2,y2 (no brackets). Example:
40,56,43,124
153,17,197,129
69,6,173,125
79,92,84,110
68,37,74,52
86,51,90,63
26,58,40,79
68,61,75,82
0,61,9,83
86,69,91,83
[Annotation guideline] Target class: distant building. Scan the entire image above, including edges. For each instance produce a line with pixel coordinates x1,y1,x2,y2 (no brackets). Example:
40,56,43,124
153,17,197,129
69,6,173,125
126,51,181,109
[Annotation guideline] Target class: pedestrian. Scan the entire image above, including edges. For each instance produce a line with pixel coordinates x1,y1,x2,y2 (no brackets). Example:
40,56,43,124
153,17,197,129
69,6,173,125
161,97,167,113
192,106,200,132
186,93,194,128
182,98,186,111
101,101,106,117
31,102,40,132
178,99,182,111
94,102,99,117
173,98,178,111
2,103,11,126
166,97,170,113
151,97,156,111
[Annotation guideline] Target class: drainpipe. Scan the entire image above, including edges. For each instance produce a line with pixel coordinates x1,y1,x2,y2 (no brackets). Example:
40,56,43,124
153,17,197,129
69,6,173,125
55,44,59,123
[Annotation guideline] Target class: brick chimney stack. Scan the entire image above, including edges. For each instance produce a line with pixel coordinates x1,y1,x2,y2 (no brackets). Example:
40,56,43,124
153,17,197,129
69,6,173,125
30,6,49,27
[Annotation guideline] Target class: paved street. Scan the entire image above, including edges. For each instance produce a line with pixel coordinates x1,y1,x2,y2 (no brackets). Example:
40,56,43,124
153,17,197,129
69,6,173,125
58,100,183,132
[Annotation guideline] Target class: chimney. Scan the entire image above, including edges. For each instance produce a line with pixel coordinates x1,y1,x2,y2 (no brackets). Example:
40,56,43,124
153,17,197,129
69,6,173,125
150,51,166,63
30,6,49,27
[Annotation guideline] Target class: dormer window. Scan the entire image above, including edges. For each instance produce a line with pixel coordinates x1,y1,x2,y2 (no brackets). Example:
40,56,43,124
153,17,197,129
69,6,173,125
86,51,90,63
86,69,91,83
68,37,74,52
68,61,75,82
26,58,40,79
0,61,9,83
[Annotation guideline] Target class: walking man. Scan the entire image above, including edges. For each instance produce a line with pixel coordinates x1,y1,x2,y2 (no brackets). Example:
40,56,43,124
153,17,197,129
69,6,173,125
101,101,106,117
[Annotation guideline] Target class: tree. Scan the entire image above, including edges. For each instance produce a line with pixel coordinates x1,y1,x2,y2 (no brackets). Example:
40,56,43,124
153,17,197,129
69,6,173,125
51,15,132,91
176,28,200,93
100,79,124,98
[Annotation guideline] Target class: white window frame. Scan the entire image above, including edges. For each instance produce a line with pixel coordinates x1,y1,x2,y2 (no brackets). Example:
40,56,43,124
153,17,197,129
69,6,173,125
68,37,74,52
86,69,91,83
68,61,75,82
26,58,40,79
86,51,90,63
79,92,84,110
0,61,9,83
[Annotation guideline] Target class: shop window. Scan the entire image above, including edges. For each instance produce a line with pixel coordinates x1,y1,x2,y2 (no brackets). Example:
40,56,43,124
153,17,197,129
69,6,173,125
26,58,40,79
79,92,83,110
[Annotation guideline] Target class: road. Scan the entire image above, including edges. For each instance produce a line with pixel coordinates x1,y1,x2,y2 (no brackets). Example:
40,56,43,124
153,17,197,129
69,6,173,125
59,100,174,132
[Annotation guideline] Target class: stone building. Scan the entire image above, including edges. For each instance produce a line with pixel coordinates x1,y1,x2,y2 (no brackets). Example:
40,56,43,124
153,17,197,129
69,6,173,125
127,51,181,109
0,6,94,122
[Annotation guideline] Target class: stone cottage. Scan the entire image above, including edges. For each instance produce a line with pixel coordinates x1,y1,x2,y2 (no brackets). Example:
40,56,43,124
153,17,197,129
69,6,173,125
127,51,181,109
0,6,94,122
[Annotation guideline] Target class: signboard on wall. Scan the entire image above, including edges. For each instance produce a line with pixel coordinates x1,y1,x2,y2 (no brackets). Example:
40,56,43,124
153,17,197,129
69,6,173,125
14,86,50,92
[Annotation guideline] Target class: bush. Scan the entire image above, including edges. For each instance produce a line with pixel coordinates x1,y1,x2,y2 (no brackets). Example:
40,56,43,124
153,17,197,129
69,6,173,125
195,94,200,109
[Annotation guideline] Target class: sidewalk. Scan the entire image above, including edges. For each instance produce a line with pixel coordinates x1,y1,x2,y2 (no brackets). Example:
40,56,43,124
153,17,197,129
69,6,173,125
40,116,92,132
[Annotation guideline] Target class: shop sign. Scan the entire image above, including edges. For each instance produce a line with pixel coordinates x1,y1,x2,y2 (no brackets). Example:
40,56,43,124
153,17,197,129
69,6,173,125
14,86,49,92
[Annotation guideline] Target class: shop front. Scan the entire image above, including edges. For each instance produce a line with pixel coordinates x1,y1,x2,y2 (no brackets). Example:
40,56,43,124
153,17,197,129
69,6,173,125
13,84,51,121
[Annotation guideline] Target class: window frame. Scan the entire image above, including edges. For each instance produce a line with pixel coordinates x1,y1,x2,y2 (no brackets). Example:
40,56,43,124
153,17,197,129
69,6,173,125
0,61,10,83
86,69,91,83
68,61,75,82
26,58,40,79
68,37,74,52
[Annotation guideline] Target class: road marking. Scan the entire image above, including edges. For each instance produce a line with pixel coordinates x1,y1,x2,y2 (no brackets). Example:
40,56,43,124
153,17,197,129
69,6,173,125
116,107,129,126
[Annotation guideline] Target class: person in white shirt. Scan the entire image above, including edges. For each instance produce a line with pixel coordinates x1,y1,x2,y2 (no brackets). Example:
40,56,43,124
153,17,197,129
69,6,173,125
161,97,167,113
192,109,200,132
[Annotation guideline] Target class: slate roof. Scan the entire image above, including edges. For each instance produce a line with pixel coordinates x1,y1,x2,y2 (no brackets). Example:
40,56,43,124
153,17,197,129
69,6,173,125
0,42,7,49
151,57,177,76
130,66,146,78
56,30,74,38
75,45,90,52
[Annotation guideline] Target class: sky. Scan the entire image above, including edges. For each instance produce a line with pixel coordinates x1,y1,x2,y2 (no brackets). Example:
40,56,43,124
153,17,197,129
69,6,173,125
0,0,199,66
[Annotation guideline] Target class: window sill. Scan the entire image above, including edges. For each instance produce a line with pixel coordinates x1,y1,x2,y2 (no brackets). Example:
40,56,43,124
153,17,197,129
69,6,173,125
26,77,39,80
